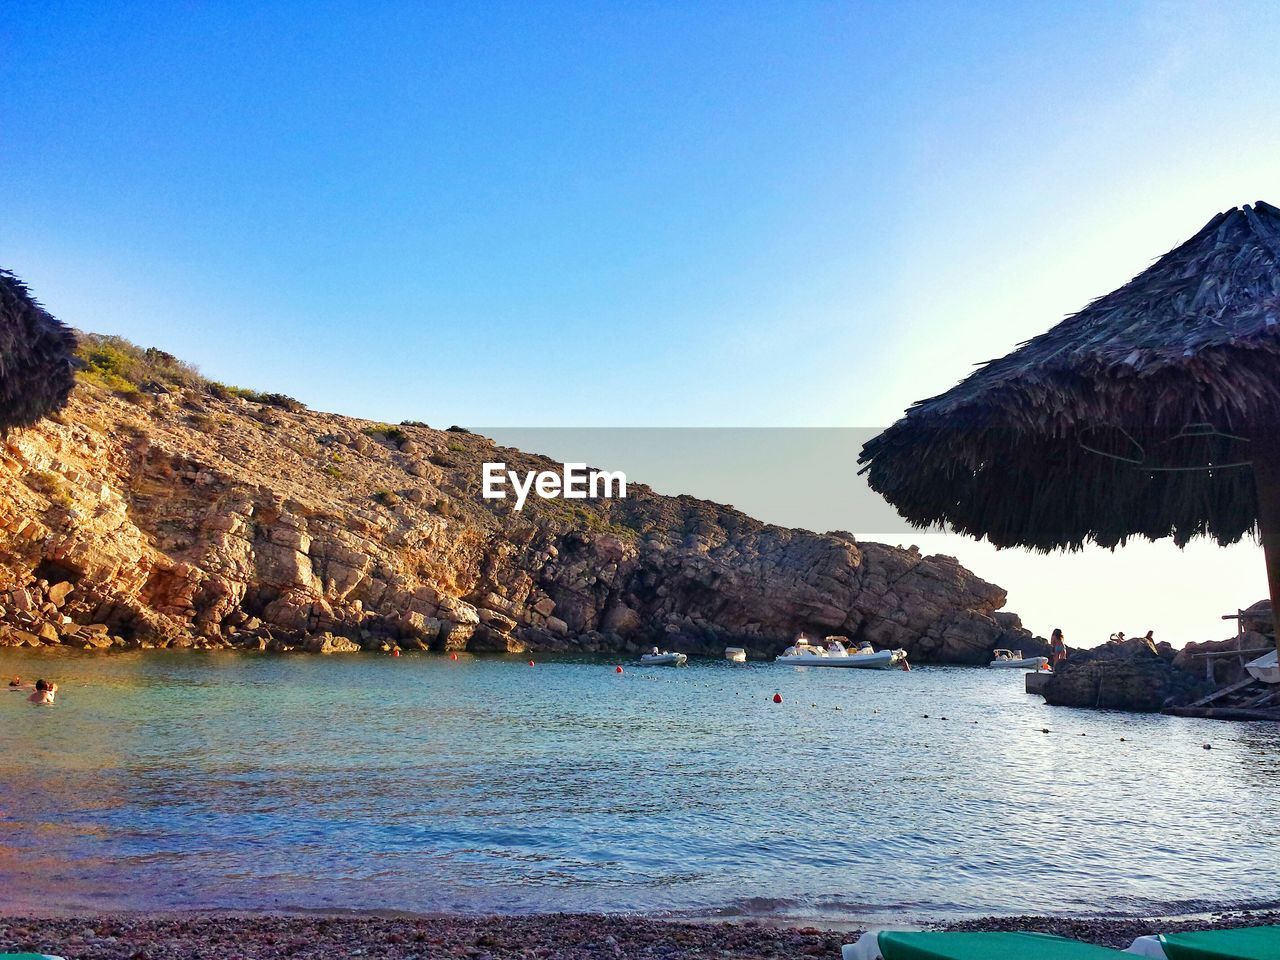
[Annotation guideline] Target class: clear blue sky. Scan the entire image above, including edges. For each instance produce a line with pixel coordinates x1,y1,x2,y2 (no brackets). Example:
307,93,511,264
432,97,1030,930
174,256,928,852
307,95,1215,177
8,0,1278,427
5,1,1280,645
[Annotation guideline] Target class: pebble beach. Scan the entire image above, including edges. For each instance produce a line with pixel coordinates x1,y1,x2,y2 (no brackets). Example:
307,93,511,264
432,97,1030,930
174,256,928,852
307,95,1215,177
4,910,1280,960
0,914,843,960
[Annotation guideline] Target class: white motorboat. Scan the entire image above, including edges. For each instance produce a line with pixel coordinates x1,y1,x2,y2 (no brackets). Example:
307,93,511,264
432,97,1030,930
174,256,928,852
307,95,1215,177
775,635,907,669
989,648,1050,669
640,648,688,666
1246,649,1280,684
724,647,747,663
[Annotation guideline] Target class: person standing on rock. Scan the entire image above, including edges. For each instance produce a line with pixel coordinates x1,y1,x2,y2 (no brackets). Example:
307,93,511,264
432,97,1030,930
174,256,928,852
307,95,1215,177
1050,628,1067,667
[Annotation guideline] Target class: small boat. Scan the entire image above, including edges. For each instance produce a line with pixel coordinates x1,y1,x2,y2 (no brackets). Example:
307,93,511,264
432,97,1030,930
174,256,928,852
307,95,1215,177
1246,649,1280,684
989,648,1050,669
775,635,907,669
640,649,687,666
724,647,747,663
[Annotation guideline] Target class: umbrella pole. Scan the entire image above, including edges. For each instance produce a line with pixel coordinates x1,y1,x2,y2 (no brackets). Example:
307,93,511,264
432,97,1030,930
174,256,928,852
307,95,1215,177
1253,430,1280,658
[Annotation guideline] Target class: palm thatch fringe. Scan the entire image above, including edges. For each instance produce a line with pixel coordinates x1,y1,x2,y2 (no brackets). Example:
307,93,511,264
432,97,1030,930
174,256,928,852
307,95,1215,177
859,201,1280,552
0,269,77,432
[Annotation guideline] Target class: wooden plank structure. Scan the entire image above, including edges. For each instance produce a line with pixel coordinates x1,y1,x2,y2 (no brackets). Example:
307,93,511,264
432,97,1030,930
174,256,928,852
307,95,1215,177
1190,644,1272,681
1168,674,1280,720
860,202,1280,668
0,270,77,430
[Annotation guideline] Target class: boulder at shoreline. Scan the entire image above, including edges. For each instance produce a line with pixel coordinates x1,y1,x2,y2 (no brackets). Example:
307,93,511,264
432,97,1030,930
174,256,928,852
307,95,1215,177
1043,637,1210,711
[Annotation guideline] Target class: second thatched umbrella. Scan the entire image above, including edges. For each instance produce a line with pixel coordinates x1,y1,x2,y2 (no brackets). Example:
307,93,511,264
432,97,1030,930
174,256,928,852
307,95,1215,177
0,270,77,431
859,201,1280,654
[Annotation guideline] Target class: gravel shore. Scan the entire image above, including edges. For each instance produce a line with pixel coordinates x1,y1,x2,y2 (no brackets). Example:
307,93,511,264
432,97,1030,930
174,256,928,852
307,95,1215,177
3,909,1279,959
0,914,846,960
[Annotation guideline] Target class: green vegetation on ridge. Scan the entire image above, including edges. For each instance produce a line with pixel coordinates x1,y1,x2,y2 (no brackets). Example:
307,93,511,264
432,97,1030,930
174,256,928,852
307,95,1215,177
75,332,305,412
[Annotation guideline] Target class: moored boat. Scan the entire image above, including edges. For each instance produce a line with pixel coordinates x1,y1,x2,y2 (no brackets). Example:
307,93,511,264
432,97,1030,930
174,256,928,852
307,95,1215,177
640,648,688,666
724,647,747,663
988,648,1050,669
775,635,907,669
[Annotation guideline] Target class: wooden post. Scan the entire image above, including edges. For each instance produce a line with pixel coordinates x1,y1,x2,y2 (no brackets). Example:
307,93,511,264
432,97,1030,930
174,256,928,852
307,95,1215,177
1251,430,1280,659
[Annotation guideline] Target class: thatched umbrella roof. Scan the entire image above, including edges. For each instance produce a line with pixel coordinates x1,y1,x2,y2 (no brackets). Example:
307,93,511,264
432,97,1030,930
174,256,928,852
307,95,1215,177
860,201,1280,553
0,269,77,431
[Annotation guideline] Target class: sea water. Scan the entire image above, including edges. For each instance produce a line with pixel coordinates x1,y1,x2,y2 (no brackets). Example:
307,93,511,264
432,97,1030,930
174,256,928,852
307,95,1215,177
1,648,1278,923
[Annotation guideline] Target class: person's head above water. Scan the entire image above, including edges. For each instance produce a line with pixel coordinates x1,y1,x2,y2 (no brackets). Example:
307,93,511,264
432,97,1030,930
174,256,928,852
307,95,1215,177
8,675,19,687
34,679,47,691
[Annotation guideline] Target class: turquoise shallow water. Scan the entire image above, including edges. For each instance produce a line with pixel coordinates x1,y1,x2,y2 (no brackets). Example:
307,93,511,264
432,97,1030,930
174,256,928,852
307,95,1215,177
1,648,1279,922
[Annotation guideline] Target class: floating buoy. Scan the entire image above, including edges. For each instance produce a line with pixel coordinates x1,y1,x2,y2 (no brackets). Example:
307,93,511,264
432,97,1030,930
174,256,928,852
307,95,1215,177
1120,737,1126,742
1041,728,1050,733
450,652,458,661
1203,743,1213,750
528,660,535,667
923,714,929,719
773,692,783,703
615,665,624,674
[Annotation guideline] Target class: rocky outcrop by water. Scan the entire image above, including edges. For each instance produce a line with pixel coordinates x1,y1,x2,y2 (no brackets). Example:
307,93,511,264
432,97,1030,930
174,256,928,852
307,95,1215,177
0,336,1038,661
1042,637,1210,711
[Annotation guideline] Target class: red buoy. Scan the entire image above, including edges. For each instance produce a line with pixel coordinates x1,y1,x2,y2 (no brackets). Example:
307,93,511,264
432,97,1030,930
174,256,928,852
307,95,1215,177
450,652,458,661
392,648,400,657
528,660,535,667
773,692,783,703
615,665,624,673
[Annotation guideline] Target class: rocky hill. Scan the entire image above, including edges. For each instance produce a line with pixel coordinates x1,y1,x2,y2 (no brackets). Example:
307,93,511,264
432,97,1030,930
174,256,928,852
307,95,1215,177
0,334,1041,661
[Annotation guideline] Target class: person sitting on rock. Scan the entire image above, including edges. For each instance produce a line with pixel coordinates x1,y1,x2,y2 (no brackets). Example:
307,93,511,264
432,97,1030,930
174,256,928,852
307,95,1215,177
27,679,54,705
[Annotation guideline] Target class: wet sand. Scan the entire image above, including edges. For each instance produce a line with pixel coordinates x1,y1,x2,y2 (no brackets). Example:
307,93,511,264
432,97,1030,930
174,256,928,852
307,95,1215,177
3,909,1280,959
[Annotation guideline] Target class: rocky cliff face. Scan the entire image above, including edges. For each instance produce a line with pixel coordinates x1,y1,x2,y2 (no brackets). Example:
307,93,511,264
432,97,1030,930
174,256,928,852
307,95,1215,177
0,339,1038,661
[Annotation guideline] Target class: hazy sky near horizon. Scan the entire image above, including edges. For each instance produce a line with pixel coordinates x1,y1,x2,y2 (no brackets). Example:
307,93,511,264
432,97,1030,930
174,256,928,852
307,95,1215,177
5,1,1280,648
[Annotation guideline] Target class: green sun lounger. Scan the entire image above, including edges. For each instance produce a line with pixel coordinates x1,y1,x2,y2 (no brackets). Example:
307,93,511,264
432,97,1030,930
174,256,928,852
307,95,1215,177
843,930,1130,960
1129,924,1280,959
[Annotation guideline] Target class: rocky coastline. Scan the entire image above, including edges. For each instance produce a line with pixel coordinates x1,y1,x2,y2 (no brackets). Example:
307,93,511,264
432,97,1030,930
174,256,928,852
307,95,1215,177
0,334,1042,666
1038,603,1277,714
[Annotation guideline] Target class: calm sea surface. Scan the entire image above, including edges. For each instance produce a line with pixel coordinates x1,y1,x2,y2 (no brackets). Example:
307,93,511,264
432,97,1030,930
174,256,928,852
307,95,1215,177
1,648,1278,923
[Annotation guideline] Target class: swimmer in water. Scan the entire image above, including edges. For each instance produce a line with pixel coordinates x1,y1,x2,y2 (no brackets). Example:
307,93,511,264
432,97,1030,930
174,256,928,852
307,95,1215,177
27,679,54,705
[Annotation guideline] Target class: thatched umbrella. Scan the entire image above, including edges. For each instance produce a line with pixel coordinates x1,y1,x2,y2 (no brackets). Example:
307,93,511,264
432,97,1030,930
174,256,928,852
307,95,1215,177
859,201,1280,654
0,270,77,430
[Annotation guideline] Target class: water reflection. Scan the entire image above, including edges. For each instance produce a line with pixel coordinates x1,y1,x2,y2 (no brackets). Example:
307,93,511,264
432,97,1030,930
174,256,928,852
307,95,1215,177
0,650,1278,920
